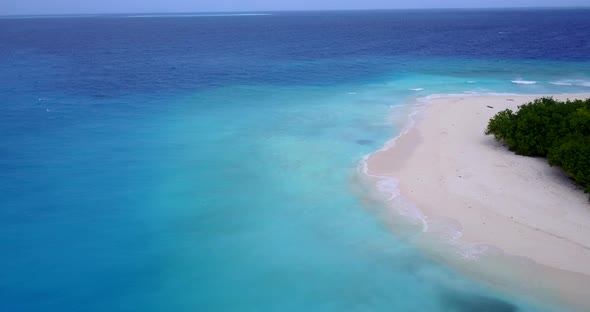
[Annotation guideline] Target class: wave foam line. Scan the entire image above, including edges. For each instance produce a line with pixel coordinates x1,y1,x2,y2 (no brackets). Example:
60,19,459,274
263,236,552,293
358,99,431,232
511,79,537,85
549,80,590,87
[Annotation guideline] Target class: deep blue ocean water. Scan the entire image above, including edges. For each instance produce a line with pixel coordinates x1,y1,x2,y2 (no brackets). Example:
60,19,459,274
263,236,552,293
1,9,590,311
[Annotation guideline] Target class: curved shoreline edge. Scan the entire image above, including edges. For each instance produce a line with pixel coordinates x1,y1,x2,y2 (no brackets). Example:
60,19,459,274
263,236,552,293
362,93,590,311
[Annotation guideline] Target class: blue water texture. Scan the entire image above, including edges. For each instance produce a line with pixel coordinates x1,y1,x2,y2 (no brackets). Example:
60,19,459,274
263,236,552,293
1,9,590,312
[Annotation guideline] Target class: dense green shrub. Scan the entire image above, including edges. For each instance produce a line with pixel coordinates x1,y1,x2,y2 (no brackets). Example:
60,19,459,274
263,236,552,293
548,136,590,192
485,109,516,146
485,97,590,193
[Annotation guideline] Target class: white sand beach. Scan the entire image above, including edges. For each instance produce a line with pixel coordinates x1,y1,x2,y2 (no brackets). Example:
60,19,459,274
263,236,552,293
366,93,590,310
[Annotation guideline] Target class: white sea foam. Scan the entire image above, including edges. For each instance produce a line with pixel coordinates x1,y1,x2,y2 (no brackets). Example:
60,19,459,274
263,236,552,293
549,79,590,87
420,92,516,101
426,218,463,242
410,88,424,91
511,79,537,85
375,177,400,201
467,81,477,84
358,99,431,232
457,243,493,260
549,81,573,86
462,88,494,95
347,92,357,95
364,169,429,231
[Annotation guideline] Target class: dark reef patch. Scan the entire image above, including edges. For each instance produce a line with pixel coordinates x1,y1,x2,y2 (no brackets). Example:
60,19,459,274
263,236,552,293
440,288,518,312
356,139,374,146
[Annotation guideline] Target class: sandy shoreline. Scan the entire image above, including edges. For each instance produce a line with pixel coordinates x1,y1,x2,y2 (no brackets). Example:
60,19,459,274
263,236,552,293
365,93,590,310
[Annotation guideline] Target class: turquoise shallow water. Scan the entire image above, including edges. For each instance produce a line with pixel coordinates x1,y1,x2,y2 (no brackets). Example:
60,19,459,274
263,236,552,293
2,10,590,311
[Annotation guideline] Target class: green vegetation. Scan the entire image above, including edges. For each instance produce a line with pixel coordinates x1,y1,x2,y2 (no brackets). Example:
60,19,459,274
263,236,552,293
485,97,590,193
